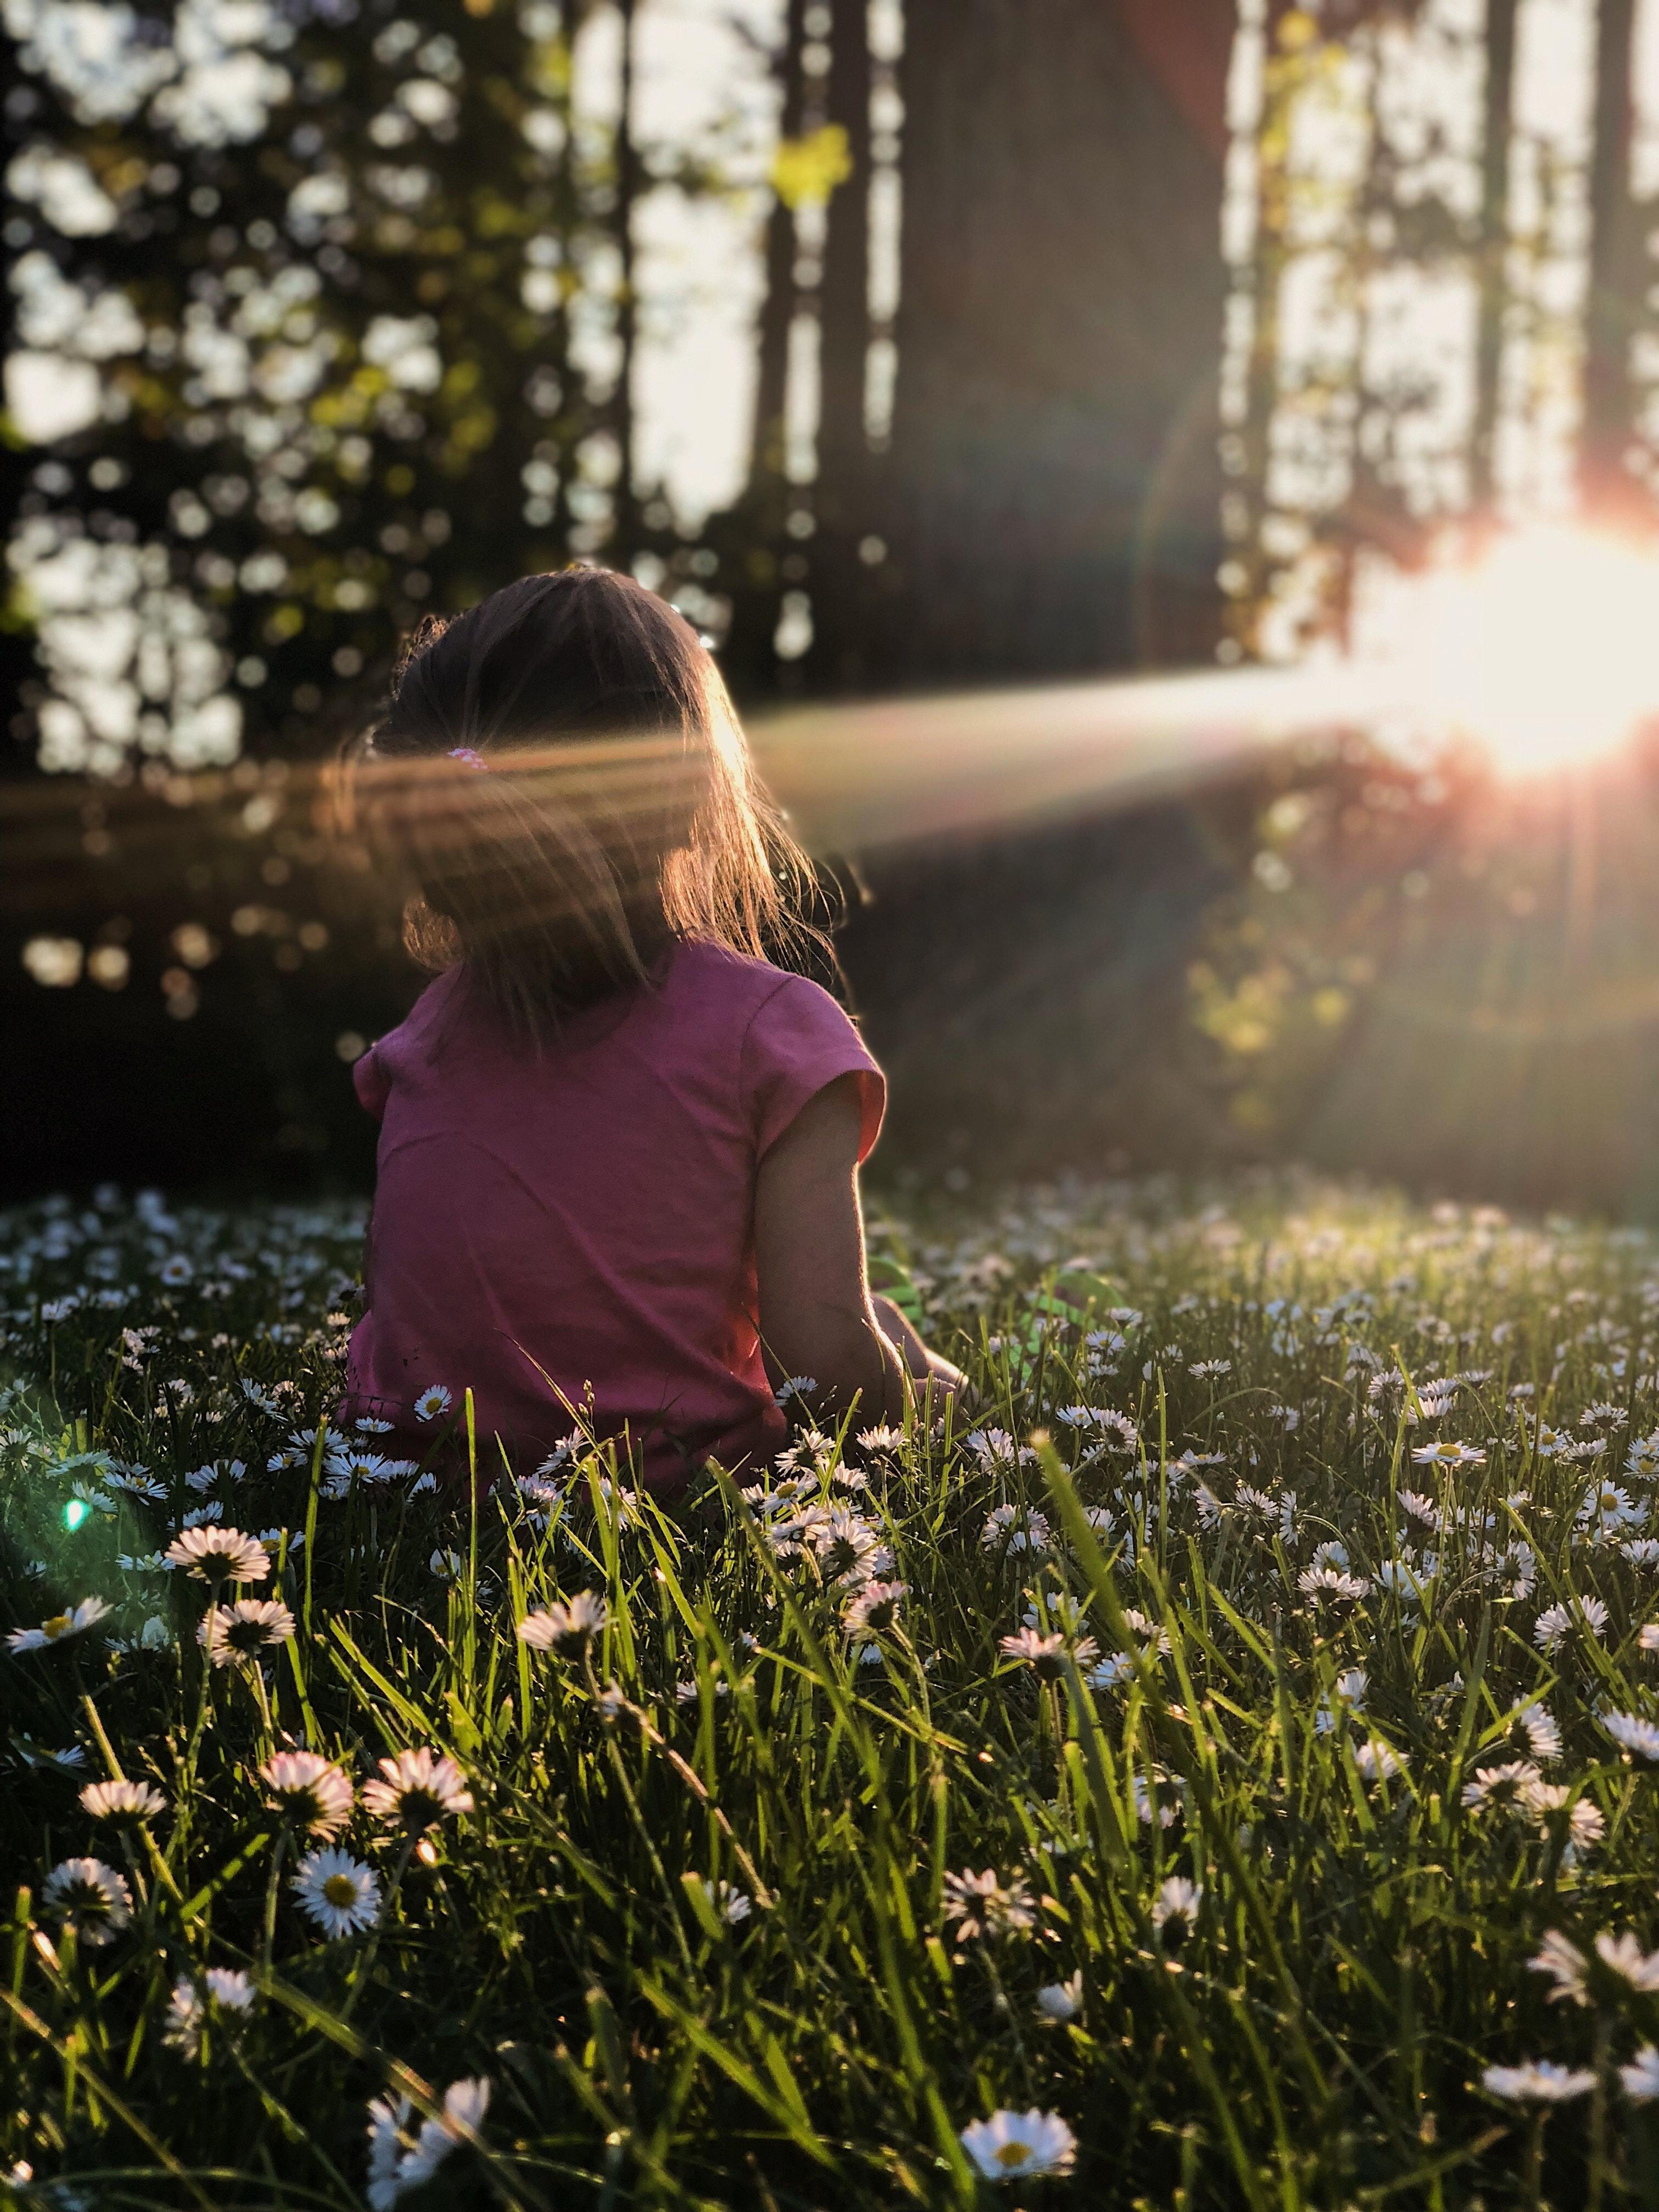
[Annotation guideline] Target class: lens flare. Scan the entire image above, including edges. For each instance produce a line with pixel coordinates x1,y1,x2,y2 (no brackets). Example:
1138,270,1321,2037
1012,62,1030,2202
1357,526,1659,776
63,1498,90,1532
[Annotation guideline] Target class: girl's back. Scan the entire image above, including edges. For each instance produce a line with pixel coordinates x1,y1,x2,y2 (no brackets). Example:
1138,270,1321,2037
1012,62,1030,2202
346,938,881,1487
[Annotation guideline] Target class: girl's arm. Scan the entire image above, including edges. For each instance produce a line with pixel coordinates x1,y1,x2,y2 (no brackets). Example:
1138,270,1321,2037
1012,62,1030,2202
754,1074,966,1426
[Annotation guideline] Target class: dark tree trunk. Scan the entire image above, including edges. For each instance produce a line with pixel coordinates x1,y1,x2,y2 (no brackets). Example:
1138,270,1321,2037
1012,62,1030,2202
611,0,641,549
804,0,875,691
1471,0,1519,516
1581,0,1641,519
867,0,1236,687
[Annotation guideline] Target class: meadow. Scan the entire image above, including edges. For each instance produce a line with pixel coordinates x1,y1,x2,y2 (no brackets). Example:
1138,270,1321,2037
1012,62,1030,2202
7,1173,1659,2209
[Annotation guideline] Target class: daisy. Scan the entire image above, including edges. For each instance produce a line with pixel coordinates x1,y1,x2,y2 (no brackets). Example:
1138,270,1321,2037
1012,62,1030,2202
162,1968,255,2059
1462,1760,1543,1810
1529,1931,1589,2004
516,1591,609,1652
366,2076,490,2212
999,1626,1099,1679
261,1750,354,1837
1641,1621,1659,1650
360,1747,474,1831
1482,2061,1595,2104
1517,1702,1563,1764
855,1424,905,1455
1353,1740,1408,1782
103,1466,167,1502
1150,1876,1203,1932
1602,1710,1659,1762
959,2108,1077,2181
79,1778,165,1824
291,1845,381,1937
1035,1973,1082,2022
412,1384,453,1422
1297,1566,1372,1603
1625,1544,1659,1571
1411,1440,1485,1469
355,1415,395,1435
164,1526,270,1586
41,1856,132,1945
1620,2048,1659,2102
808,1508,892,1586
843,1580,908,1637
198,1599,296,1667
1595,1931,1659,1993
941,1868,1036,1941
702,1880,751,1925
8,1597,112,1653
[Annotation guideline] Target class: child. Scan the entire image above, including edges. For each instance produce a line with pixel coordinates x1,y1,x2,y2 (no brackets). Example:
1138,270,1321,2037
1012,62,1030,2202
340,565,963,1491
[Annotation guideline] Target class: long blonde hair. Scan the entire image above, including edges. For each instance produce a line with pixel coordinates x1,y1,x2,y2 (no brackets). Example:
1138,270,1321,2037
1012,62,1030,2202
342,567,830,1042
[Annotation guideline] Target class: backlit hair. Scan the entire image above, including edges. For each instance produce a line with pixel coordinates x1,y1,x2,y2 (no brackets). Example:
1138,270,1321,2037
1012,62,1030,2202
343,566,828,1042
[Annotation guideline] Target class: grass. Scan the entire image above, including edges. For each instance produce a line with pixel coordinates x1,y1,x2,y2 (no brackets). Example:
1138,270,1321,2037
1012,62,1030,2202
6,1170,1659,2209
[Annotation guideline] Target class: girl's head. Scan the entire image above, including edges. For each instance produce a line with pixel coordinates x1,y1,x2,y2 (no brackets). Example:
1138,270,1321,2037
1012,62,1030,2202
349,566,822,1038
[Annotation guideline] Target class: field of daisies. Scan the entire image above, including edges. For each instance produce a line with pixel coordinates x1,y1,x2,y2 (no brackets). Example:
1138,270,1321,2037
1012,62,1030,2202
10,1175,1659,2208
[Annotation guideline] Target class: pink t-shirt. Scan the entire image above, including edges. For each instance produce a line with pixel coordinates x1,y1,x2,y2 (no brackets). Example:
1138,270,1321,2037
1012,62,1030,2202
342,939,884,1491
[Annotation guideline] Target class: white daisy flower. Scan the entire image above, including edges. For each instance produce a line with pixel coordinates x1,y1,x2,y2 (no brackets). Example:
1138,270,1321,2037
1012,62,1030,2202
1482,2061,1595,2104
1150,1875,1203,1932
261,1750,354,1837
1602,1710,1659,1762
1353,1740,1408,1783
360,1748,474,1831
998,1626,1099,1679
1411,1440,1485,1468
959,2107,1077,2181
1620,2047,1659,2102
516,1591,609,1652
41,1856,132,1945
79,1778,165,1824
701,1879,751,1925
1528,1930,1589,2005
198,1599,296,1668
164,1526,271,1586
941,1868,1036,1941
291,1846,381,1937
1517,1702,1563,1764
412,1384,453,1423
1462,1760,1543,1810
1035,1973,1083,2022
1594,1931,1659,1993
1297,1566,1371,1603
1640,1621,1659,1650
842,1580,908,1637
366,2075,490,2211
8,1597,113,1653
162,1967,256,2059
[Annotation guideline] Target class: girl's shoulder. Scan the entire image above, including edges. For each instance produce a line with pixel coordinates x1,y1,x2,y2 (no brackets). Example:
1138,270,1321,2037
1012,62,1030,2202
668,937,844,1025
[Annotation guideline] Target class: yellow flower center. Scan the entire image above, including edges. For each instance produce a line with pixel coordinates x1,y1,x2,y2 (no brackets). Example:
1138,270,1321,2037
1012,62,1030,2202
42,1615,72,1639
322,1874,359,1907
994,2141,1033,2170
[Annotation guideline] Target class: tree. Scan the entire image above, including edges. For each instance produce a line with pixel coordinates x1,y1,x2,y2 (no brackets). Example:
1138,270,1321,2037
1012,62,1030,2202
863,0,1236,686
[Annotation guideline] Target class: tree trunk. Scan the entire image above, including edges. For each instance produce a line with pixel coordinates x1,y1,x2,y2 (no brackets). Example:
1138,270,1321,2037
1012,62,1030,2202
869,0,1236,686
805,0,875,690
1471,0,1519,518
1581,0,1640,520
611,0,641,549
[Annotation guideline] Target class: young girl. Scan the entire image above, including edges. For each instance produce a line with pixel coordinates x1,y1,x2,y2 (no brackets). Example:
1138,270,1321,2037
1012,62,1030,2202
341,565,963,1490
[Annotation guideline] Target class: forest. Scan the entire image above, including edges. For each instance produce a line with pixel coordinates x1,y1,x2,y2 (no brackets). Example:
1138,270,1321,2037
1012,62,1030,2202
7,0,1659,1207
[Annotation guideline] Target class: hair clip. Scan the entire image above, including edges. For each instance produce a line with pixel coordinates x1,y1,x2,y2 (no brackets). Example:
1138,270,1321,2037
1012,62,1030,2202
447,747,489,771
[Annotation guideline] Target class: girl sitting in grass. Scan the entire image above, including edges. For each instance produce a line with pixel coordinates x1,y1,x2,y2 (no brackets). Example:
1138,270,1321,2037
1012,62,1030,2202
340,565,963,1490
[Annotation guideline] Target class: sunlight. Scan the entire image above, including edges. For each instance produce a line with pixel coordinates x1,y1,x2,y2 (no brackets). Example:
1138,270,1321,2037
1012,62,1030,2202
1358,526,1659,776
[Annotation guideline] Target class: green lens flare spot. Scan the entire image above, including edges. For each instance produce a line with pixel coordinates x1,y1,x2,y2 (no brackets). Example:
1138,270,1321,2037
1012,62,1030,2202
63,1498,91,1532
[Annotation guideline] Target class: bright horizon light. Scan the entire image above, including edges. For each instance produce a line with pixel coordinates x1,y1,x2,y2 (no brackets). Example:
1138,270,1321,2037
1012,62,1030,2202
1356,525,1659,777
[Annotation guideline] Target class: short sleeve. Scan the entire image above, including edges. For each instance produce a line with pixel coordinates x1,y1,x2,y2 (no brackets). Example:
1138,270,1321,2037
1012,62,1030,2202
741,973,886,1164
352,1042,391,1121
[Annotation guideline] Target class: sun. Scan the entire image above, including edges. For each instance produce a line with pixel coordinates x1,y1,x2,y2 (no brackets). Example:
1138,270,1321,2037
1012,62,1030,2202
1360,526,1659,775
